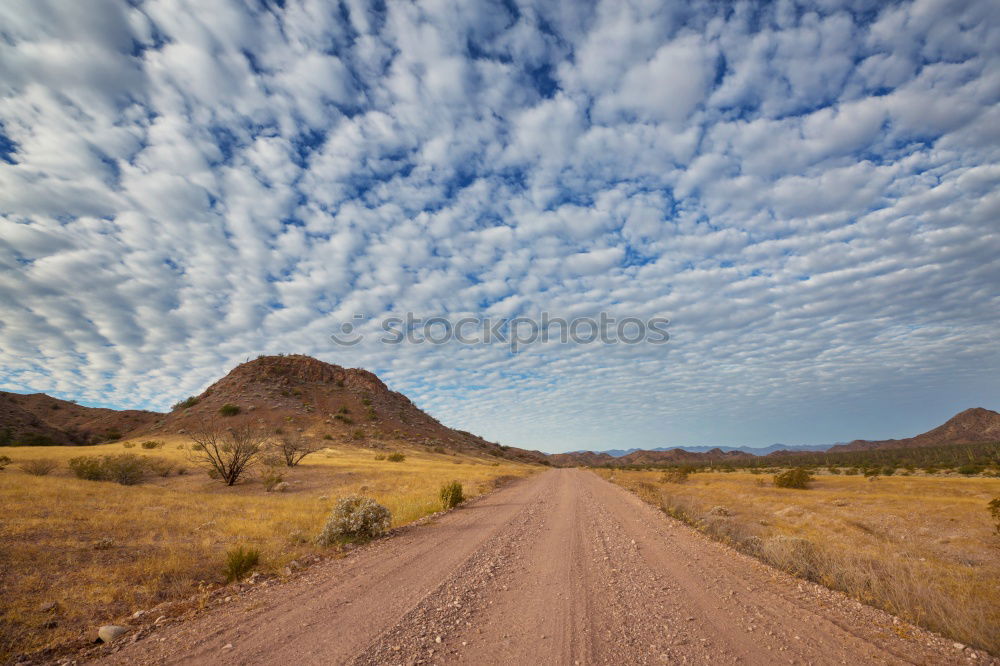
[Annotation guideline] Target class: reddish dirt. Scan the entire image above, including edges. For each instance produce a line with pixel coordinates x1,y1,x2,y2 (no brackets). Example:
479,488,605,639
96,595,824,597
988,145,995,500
92,469,992,665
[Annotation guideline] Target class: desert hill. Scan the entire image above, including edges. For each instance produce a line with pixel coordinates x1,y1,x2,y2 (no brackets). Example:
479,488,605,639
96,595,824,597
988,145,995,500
0,355,548,464
827,407,1000,452
0,391,158,445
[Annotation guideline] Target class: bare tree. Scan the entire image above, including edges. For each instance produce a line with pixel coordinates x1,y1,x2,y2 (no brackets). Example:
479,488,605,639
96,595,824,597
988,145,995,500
189,422,269,486
272,432,320,467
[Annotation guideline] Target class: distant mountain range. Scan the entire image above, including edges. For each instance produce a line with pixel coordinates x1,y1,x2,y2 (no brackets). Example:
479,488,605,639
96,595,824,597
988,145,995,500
576,444,831,458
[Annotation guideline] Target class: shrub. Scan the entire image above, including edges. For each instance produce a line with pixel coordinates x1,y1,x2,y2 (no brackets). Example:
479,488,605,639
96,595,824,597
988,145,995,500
19,459,58,476
659,468,689,483
880,466,896,476
337,406,350,414
103,454,148,485
351,429,365,441
432,446,446,454
322,434,333,441
218,404,241,417
146,457,175,477
122,441,135,449
989,498,1000,535
141,440,164,450
373,454,386,461
827,466,841,475
773,468,813,489
68,456,107,481
261,468,284,492
272,432,320,467
189,423,268,485
957,464,983,476
317,495,391,545
844,467,859,475
172,396,199,410
334,414,353,424
224,545,260,582
0,454,10,470
440,481,464,509
104,431,122,442
386,452,405,462
16,433,59,446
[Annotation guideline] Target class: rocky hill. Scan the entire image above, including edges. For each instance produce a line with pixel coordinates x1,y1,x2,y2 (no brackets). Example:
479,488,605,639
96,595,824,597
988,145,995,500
0,391,158,445
0,355,547,464
827,407,1000,452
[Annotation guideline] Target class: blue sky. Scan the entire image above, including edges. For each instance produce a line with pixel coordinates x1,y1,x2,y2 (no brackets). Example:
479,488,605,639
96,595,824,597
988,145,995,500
1,0,998,454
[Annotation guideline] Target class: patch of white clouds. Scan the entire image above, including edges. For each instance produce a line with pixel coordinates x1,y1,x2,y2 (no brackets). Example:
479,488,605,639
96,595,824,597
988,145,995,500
1,0,998,452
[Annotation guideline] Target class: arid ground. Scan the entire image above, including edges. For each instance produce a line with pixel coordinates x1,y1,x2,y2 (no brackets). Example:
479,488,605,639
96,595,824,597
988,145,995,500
83,469,994,665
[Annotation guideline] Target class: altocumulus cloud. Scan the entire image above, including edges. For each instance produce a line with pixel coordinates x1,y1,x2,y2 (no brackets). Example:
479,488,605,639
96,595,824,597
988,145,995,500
1,0,998,453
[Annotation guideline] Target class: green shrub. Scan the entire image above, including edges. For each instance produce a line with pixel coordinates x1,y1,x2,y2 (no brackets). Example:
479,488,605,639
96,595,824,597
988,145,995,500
102,454,148,485
773,468,813,489
218,403,241,417
104,431,122,442
224,545,260,582
827,466,841,475
386,452,405,462
141,440,164,450
19,459,58,476
69,454,149,484
172,396,200,410
68,456,106,481
844,467,859,475
440,481,464,509
334,414,353,424
351,429,365,441
322,434,333,440
432,446,446,454
337,406,350,414
317,495,391,545
15,433,59,446
957,464,983,476
880,466,896,476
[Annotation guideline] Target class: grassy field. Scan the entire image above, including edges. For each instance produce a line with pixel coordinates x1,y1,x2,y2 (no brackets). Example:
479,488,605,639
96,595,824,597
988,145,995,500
0,438,537,661
596,468,1000,655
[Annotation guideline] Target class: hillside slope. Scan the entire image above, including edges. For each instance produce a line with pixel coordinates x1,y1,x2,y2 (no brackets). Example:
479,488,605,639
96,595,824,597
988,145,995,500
0,355,547,464
828,407,1000,452
0,391,158,445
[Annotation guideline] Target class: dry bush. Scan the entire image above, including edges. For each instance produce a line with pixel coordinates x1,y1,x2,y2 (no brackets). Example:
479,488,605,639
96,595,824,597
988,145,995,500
386,452,405,462
0,455,11,471
141,440,164,450
261,468,284,492
990,498,1000,535
773,467,813,489
189,423,270,486
272,432,320,467
660,468,690,483
318,495,391,545
19,459,58,476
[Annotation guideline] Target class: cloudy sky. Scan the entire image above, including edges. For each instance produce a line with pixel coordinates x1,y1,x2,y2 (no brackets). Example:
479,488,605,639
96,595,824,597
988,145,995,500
1,0,998,453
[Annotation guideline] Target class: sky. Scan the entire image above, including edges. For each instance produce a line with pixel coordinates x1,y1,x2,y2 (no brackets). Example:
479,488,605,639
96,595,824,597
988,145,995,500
1,0,999,454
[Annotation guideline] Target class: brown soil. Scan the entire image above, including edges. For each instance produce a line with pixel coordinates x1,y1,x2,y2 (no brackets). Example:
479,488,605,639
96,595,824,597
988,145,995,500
89,469,991,665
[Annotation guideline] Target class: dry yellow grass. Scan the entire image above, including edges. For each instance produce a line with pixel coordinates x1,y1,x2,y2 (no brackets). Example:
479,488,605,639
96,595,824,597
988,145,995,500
0,438,537,660
596,469,1000,655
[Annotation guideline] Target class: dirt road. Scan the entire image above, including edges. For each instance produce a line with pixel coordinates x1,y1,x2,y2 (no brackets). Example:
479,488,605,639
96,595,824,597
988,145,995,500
98,469,988,665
